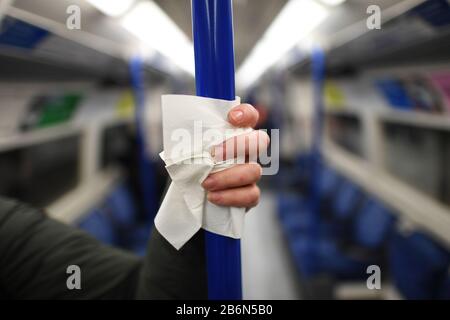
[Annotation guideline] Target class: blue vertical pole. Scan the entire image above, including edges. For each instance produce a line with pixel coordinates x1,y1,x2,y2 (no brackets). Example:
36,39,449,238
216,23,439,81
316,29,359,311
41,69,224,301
311,48,326,156
130,57,158,224
192,0,242,300
309,47,326,214
306,48,326,275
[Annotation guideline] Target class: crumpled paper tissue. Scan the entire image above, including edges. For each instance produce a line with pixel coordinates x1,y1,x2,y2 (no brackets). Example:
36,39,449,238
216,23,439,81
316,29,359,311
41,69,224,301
155,95,253,250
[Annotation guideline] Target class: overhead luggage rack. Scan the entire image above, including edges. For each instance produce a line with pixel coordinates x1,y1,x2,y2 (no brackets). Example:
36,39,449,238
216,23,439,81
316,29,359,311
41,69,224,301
0,0,188,81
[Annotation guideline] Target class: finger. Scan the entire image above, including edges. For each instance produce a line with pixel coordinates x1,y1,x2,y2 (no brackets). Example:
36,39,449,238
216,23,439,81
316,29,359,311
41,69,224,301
207,184,260,208
228,104,259,128
212,130,270,162
202,163,262,191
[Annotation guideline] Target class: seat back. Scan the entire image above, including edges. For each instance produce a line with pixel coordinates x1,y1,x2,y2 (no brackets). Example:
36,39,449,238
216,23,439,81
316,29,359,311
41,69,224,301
353,199,394,248
78,209,116,245
105,184,137,227
317,165,340,199
333,180,361,220
389,231,450,299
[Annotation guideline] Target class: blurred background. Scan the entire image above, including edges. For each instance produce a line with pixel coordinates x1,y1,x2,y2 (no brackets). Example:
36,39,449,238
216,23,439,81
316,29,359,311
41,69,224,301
1,0,450,300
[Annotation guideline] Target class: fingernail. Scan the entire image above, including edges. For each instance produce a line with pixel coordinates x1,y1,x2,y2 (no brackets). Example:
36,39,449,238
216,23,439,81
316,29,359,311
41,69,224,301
202,176,216,190
212,145,224,162
230,110,244,123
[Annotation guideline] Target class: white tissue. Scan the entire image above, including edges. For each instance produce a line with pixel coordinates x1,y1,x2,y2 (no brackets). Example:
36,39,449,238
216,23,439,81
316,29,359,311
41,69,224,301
155,95,252,250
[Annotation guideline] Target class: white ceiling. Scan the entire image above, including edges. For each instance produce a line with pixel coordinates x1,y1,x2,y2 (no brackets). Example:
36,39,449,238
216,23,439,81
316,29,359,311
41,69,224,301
153,0,289,67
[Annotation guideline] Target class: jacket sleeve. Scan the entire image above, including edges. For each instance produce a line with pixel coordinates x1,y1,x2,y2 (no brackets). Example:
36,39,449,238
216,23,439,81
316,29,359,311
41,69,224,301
136,227,208,300
0,197,208,300
0,197,141,299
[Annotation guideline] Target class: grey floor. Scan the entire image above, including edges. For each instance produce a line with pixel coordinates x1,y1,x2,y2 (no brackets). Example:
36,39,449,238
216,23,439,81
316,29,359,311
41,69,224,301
242,191,302,300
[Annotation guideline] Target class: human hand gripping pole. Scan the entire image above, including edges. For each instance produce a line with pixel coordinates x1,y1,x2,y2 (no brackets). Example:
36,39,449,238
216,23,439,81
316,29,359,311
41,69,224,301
154,95,253,250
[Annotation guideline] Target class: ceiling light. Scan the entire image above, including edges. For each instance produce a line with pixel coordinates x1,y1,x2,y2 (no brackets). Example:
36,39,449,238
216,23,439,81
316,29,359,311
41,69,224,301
121,1,195,75
318,0,347,6
87,0,135,17
237,0,328,90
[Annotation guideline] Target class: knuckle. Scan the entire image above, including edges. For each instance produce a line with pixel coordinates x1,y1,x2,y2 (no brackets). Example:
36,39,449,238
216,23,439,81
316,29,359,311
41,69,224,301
248,185,260,205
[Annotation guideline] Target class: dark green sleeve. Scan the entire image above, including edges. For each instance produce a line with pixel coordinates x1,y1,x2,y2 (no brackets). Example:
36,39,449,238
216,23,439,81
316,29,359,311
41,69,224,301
0,197,207,300
136,227,207,300
0,197,141,299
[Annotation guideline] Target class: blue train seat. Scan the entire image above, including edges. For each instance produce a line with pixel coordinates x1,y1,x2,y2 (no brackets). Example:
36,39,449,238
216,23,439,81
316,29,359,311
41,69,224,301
289,198,394,280
104,184,137,227
78,209,116,245
317,165,340,198
352,199,395,249
278,161,396,281
290,234,369,279
389,231,450,299
332,180,362,220
278,165,341,236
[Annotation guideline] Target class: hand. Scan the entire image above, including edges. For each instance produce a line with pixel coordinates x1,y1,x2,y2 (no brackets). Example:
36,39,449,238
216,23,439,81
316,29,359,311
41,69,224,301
201,104,270,209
